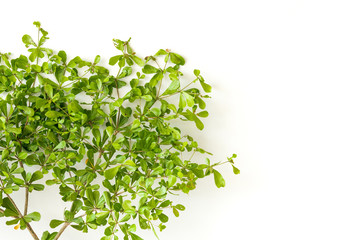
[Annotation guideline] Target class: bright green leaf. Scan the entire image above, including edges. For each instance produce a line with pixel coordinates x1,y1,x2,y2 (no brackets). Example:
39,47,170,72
142,64,159,74
213,169,225,188
104,166,120,180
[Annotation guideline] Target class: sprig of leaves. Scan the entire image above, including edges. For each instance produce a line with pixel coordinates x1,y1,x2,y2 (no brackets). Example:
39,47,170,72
0,21,239,240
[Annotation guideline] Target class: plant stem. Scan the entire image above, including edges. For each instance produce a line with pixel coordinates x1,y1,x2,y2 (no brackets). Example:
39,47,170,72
54,213,87,240
0,178,39,239
159,79,197,99
17,142,30,216
24,187,29,215
9,197,39,239
54,222,70,240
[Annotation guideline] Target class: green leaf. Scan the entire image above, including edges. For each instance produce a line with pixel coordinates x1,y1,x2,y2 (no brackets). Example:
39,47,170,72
68,101,82,112
213,169,225,188
142,64,159,74
151,108,161,116
162,79,180,96
197,111,209,118
50,219,64,228
106,126,114,137
151,166,164,176
92,128,101,145
158,214,169,223
54,141,66,149
122,200,136,214
232,165,240,175
124,159,136,167
167,175,176,187
30,171,43,182
194,69,200,76
104,166,120,180
169,53,185,65
113,39,124,51
141,95,152,101
196,97,206,109
109,55,121,65
118,66,132,78
7,127,21,135
24,212,41,222
5,218,19,225
96,212,109,224
155,186,166,197
112,137,124,150
182,92,194,107
200,81,212,93
131,119,140,130
94,55,101,64
33,21,41,28
46,111,64,118
154,49,167,56
175,204,185,211
120,214,131,222
179,93,186,108
149,72,163,87
193,115,204,130
22,35,36,47
173,207,179,217
131,56,144,67
129,233,144,240
2,149,9,159
18,106,34,116
70,199,82,214
32,184,45,191
18,152,28,160
3,188,13,194
44,84,53,98
47,131,59,144
58,50,67,63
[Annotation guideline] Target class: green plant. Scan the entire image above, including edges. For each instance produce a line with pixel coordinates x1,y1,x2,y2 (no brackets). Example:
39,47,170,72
0,22,239,240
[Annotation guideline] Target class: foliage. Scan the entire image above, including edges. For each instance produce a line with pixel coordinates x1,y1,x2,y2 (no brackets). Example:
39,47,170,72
0,22,239,240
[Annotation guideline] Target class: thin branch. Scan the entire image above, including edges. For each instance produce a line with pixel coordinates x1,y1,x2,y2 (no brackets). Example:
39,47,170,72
54,213,87,240
159,79,197,99
16,141,30,216
24,188,29,215
54,222,70,240
0,178,39,240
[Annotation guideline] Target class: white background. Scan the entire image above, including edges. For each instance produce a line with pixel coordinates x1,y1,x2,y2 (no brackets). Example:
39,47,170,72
1,0,360,239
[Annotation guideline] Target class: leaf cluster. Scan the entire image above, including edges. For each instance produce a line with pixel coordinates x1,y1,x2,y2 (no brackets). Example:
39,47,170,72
0,22,239,240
